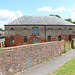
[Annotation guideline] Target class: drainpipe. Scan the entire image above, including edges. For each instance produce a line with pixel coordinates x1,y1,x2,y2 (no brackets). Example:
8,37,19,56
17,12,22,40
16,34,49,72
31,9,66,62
45,26,46,42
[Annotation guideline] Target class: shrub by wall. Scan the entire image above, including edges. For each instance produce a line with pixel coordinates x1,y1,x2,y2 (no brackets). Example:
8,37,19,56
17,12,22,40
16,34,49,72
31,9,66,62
0,41,64,75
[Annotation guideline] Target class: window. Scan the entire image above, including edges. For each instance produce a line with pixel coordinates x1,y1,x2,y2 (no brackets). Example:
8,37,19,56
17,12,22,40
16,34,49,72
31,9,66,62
58,28,62,30
58,36,62,41
48,36,51,41
68,28,72,30
69,36,72,41
32,27,39,35
10,28,14,30
24,36,27,43
10,37,14,43
24,28,27,30
47,28,53,30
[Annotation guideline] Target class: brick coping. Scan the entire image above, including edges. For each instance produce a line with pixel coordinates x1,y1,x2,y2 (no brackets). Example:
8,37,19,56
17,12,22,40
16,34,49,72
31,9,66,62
1,41,63,50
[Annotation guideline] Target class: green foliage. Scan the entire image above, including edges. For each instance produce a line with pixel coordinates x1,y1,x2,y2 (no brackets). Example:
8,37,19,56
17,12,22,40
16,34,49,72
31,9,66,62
61,40,72,53
55,15,61,18
71,40,74,49
65,18,72,22
72,21,75,24
71,39,75,49
65,18,75,24
63,48,72,53
50,14,55,16
50,14,75,24
41,58,50,64
63,49,66,53
48,73,50,75
0,28,3,31
53,57,75,75
49,14,61,18
58,53,62,56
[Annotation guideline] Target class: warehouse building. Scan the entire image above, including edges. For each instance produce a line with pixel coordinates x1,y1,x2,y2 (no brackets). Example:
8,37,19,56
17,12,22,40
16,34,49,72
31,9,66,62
5,15,75,47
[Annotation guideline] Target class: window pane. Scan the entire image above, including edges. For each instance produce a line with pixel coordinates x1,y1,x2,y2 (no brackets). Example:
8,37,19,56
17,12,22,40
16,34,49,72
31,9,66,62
48,36,51,41
58,36,62,41
11,37,14,43
24,28,27,30
69,36,72,41
24,36,27,43
10,28,14,30
32,27,39,35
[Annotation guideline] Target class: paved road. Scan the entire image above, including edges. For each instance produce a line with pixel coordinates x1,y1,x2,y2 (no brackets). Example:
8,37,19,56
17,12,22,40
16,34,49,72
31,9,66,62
17,49,75,75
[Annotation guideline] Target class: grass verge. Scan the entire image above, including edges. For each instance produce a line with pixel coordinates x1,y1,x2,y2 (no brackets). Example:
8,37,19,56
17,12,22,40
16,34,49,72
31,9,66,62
52,57,75,75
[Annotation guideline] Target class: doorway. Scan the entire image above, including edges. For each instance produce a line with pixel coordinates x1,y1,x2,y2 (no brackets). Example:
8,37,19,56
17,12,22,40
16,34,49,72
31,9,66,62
32,38,39,44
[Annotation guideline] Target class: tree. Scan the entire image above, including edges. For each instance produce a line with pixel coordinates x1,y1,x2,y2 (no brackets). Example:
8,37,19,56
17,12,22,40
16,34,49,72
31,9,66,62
50,14,55,16
72,22,75,24
65,18,75,24
0,28,3,31
49,14,61,18
65,18,72,23
55,15,61,18
49,14,75,24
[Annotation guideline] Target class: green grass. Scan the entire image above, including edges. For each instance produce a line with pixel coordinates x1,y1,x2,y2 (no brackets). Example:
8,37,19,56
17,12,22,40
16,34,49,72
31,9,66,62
41,58,50,64
63,48,72,53
53,57,75,75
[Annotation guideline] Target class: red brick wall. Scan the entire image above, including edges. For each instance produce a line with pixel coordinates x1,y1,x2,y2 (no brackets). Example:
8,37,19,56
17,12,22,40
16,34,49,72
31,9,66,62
0,41,64,75
5,35,45,47
5,34,75,47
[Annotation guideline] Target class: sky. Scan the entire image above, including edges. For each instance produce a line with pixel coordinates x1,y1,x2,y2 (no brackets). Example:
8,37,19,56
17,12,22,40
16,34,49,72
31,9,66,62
0,0,75,29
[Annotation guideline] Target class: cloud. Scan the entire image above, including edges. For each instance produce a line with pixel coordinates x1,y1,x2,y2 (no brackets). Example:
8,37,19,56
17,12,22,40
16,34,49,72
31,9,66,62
36,5,75,21
66,3,75,21
36,6,52,12
67,9,75,21
53,6,66,12
36,6,66,12
67,2,75,21
73,3,75,6
0,10,23,29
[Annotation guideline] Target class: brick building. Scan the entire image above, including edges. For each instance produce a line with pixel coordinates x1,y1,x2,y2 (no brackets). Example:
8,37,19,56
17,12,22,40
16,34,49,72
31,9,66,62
5,15,75,47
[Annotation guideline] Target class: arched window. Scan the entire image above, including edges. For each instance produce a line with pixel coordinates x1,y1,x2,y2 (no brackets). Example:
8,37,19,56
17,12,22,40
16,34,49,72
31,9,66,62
24,28,27,30
24,36,27,43
10,37,14,43
47,28,53,30
68,28,72,30
58,36,62,41
48,36,51,41
10,28,14,30
58,28,62,30
32,38,39,44
69,36,72,41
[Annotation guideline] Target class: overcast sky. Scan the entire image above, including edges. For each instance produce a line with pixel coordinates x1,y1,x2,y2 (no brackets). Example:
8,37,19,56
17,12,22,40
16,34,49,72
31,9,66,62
0,0,75,29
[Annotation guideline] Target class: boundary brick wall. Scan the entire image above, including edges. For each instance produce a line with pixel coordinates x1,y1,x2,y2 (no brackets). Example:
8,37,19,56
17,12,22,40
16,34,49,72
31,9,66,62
0,41,64,75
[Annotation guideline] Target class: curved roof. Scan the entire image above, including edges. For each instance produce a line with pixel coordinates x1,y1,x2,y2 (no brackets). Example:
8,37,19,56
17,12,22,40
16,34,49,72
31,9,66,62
6,15,75,26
